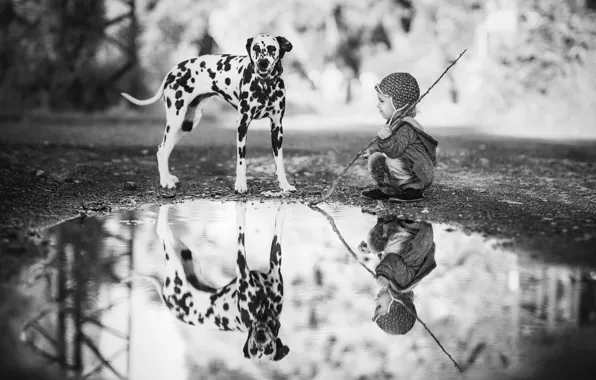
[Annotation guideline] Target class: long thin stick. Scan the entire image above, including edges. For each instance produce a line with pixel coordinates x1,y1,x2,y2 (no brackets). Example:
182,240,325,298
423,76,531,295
392,297,463,372
311,205,376,276
319,49,467,202
314,204,463,372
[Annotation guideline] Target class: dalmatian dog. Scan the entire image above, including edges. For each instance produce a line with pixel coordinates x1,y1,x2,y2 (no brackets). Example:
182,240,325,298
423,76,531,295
136,202,289,361
121,34,296,194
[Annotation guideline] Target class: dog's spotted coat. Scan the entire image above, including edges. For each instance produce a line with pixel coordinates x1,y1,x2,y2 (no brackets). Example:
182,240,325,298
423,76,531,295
150,203,289,361
121,34,296,194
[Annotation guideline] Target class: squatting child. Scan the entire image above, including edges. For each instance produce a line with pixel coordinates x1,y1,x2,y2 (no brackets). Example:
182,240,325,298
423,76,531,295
359,216,436,335
361,72,438,202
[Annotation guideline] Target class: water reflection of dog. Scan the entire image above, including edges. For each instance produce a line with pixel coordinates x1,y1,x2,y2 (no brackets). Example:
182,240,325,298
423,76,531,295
359,216,436,335
136,203,289,361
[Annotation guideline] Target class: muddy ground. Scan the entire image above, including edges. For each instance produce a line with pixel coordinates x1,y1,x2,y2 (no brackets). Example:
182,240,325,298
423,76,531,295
1,115,595,274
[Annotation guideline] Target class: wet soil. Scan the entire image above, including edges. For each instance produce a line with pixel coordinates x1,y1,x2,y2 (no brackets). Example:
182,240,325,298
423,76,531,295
1,117,595,273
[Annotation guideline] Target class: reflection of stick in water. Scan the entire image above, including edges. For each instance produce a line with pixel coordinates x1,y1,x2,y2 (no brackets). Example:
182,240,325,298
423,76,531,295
390,296,462,373
311,205,462,373
310,205,376,277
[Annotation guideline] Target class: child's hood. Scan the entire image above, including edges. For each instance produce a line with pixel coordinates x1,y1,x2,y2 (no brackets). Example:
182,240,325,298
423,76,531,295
391,116,438,164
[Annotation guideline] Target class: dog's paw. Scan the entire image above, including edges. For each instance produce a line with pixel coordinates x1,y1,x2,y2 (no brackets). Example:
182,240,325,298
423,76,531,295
234,180,248,194
160,175,179,189
280,182,296,192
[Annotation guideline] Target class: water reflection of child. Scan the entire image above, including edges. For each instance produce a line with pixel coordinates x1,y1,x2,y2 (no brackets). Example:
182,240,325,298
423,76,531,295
359,216,436,334
361,72,438,202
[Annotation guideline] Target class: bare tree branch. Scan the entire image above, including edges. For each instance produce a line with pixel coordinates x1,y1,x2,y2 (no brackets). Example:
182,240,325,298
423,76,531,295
103,11,133,28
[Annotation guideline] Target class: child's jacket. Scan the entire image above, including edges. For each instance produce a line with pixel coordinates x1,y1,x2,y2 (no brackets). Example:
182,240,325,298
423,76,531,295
373,219,436,293
377,116,438,190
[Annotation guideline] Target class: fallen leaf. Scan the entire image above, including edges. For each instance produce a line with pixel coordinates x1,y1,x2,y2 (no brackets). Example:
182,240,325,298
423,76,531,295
499,200,523,205
261,190,288,197
124,181,137,191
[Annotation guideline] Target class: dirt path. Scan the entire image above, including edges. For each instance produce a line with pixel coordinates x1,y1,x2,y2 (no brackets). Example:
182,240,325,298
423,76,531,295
1,117,595,269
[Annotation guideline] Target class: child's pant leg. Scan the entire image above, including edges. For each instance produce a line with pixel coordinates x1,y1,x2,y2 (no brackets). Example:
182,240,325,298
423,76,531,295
368,153,416,195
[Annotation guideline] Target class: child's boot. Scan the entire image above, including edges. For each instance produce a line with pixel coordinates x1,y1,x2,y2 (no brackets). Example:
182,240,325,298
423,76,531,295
361,188,392,200
389,189,424,203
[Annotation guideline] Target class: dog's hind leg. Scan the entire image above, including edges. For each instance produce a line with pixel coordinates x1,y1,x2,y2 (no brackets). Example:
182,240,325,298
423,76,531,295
157,101,190,189
183,93,213,133
179,246,217,293
156,205,216,293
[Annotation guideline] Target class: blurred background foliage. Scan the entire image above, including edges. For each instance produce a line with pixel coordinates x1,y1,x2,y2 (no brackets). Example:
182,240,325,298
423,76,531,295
1,0,595,134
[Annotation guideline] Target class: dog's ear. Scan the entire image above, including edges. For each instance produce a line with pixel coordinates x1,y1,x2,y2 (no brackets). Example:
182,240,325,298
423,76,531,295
273,337,289,361
242,331,251,358
276,36,293,58
245,37,254,61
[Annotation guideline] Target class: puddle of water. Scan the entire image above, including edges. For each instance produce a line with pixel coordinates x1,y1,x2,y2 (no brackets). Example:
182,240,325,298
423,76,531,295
2,200,596,380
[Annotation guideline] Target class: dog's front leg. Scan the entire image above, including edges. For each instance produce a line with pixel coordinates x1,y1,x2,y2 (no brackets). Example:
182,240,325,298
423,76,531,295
269,205,285,274
235,202,251,326
268,205,286,314
269,114,296,192
235,113,252,194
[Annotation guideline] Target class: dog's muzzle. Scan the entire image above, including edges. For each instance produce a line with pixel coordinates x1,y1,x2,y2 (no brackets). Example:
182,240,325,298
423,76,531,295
255,329,267,343
257,59,271,74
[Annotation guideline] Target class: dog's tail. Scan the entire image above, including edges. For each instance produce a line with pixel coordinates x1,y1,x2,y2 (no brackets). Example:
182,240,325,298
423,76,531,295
121,272,167,304
121,75,168,106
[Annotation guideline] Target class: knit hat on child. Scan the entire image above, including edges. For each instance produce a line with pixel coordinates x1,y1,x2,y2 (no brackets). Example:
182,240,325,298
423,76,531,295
374,289,417,335
375,72,420,112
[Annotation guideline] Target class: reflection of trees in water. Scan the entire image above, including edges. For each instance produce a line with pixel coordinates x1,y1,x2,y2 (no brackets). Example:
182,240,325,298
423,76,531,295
17,205,596,379
21,213,136,379
518,263,595,332
580,271,596,325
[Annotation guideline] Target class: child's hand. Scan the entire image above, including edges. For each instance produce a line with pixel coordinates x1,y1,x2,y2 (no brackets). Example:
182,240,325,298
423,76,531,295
361,148,372,160
358,240,370,254
377,125,392,140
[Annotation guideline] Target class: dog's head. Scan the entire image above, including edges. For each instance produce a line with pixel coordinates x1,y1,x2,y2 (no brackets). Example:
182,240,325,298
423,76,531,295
245,34,293,79
242,317,289,361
